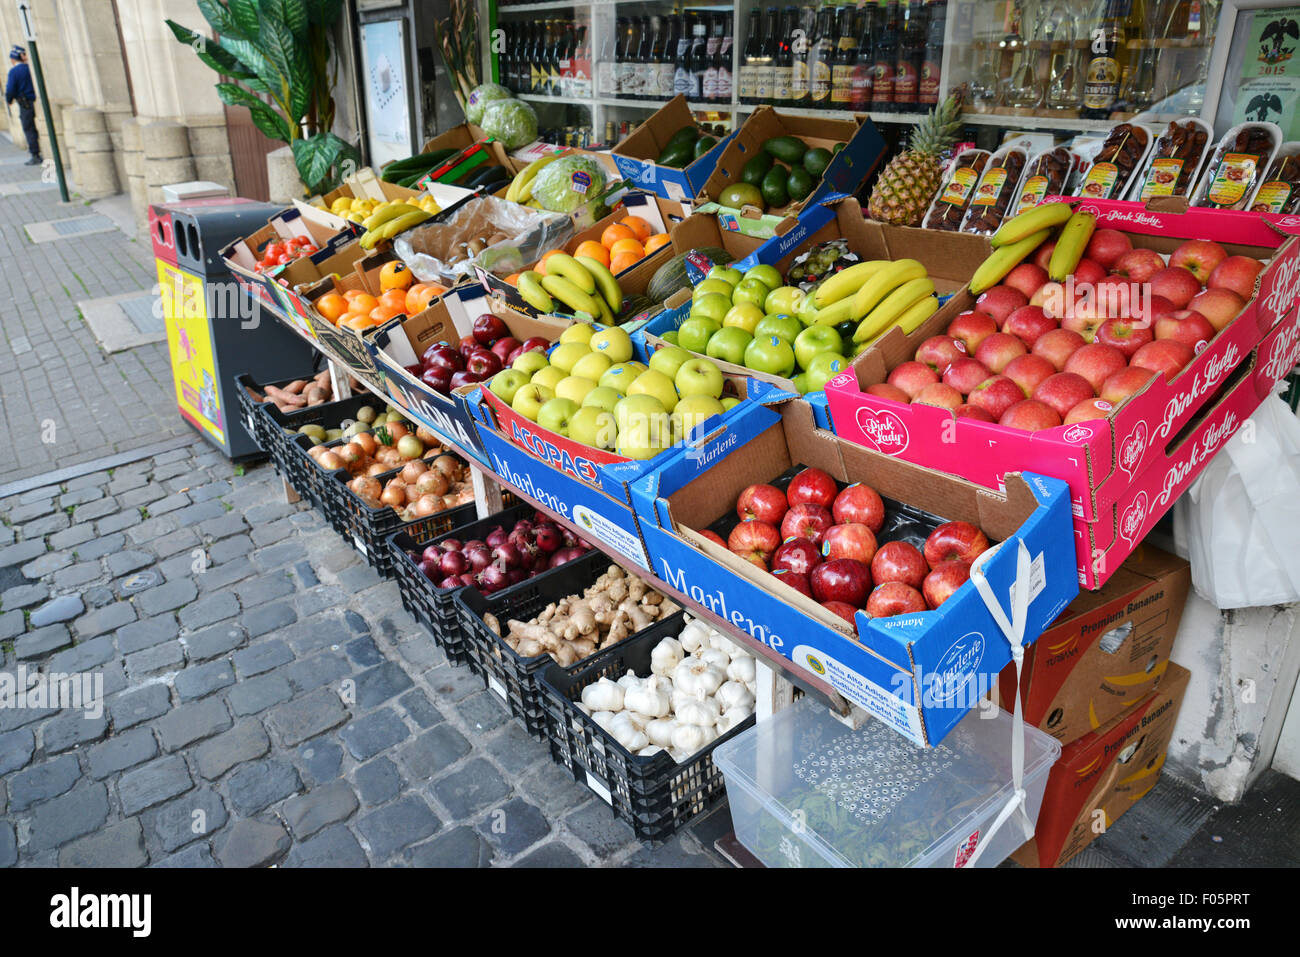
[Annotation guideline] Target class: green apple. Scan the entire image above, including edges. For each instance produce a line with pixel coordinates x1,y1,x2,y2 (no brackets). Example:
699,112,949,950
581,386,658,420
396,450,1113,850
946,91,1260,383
797,294,822,327
530,365,566,393
794,325,844,371
804,351,849,394
744,334,796,377
675,357,726,399
707,327,753,366
555,375,598,405
792,372,810,394
662,331,679,345
488,368,529,405
628,368,680,413
614,393,668,435
570,350,613,383
721,396,740,410
690,292,732,324
743,263,783,290
731,277,771,310
537,396,581,436
693,278,736,301
512,351,549,378
765,285,805,316
723,301,764,335
549,341,590,374
568,406,618,450
511,383,554,421
671,394,726,440
647,345,693,381
559,323,597,346
755,313,803,344
582,385,622,413
707,265,743,287
616,413,671,460
590,326,633,364
599,362,645,395
677,316,721,354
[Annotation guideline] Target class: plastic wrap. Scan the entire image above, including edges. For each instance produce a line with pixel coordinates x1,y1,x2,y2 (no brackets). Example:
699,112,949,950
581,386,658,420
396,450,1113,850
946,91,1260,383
923,149,990,232
1131,119,1212,201
1250,142,1300,214
1011,148,1075,215
960,146,1028,235
1077,123,1155,201
1190,122,1283,211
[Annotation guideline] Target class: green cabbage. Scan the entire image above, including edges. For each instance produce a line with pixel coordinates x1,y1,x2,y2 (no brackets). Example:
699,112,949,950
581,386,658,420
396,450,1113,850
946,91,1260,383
479,99,538,150
530,154,608,214
465,83,513,126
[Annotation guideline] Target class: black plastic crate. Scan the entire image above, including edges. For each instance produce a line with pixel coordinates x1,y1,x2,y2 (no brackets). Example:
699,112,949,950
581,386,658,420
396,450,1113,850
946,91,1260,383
283,432,350,530
538,614,755,843
387,501,535,666
234,371,323,460
264,395,381,505
454,550,614,739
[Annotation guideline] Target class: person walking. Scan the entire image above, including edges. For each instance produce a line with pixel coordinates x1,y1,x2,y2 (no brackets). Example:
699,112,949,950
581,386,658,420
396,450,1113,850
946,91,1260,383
5,45,41,166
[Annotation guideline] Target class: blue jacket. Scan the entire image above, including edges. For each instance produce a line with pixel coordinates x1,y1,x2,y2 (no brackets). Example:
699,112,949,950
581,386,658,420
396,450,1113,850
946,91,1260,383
5,62,35,105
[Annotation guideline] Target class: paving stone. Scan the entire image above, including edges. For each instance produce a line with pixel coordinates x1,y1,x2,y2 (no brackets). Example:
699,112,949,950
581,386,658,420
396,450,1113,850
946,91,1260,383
406,826,494,868
268,688,350,747
8,753,82,810
195,558,255,593
0,539,48,568
344,610,369,635
242,600,296,638
143,787,229,851
288,823,369,868
109,684,171,731
74,600,136,638
353,757,404,807
226,758,302,815
283,613,350,654
20,550,71,579
28,594,83,627
357,795,441,861
49,523,94,550
476,797,551,857
189,480,232,503
458,690,511,734
7,500,55,523
252,541,307,572
176,591,239,632
0,728,35,775
234,573,296,611
135,578,197,617
119,485,166,510
71,499,121,525
151,843,216,868
51,562,101,590
174,659,235,702
0,610,24,640
293,560,319,588
564,798,637,857
283,779,359,839
343,635,381,668
0,824,14,867
520,760,589,816
197,512,248,543
184,623,246,662
232,639,293,678
155,554,195,583
2,582,48,609
58,818,148,868
338,706,408,761
513,841,586,868
215,818,291,868
87,726,158,779
194,718,271,781
483,722,547,777
116,614,177,654
155,697,231,751
149,493,191,517
425,664,484,703
95,511,140,536
354,661,414,710
250,517,296,547
337,562,382,592
431,758,511,820
106,550,154,577
14,624,72,659
208,534,252,563
45,634,115,673
399,690,442,730
73,533,127,562
118,754,194,816
124,640,185,677
171,501,227,528
81,585,116,609
297,739,344,787
623,831,720,868
41,710,108,753
27,784,110,853
226,671,294,717
400,724,470,780
21,512,69,538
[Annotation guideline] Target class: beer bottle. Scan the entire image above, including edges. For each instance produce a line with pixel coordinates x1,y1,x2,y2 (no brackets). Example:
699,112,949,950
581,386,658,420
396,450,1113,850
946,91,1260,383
1082,0,1125,118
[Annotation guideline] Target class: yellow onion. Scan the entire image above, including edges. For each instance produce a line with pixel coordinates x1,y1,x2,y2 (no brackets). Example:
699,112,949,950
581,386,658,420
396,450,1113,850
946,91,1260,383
365,462,387,477
416,470,449,497
400,459,428,484
380,482,406,508
354,432,378,456
414,494,441,517
317,451,344,470
433,455,460,478
308,444,328,461
350,476,382,502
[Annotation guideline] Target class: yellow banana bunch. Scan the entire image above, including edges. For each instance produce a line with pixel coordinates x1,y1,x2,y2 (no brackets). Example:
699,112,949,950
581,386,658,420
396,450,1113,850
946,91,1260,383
517,271,554,312
850,259,928,320
853,277,936,342
358,209,432,249
991,201,1074,248
1048,211,1098,282
506,152,564,204
813,260,889,307
968,229,1051,294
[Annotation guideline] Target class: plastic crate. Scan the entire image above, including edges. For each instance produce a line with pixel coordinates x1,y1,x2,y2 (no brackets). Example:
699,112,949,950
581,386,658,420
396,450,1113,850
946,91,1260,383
537,614,756,843
454,550,614,739
387,501,535,666
283,432,351,529
234,371,322,460
262,393,380,504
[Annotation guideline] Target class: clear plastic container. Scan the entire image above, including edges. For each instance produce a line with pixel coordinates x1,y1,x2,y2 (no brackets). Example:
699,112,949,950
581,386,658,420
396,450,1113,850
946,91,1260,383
714,697,1061,868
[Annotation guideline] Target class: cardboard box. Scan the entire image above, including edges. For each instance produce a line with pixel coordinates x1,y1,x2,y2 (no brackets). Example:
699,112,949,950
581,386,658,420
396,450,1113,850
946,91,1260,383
631,399,1079,747
218,205,355,311
826,200,1300,589
1000,545,1190,745
610,95,737,202
1012,662,1190,868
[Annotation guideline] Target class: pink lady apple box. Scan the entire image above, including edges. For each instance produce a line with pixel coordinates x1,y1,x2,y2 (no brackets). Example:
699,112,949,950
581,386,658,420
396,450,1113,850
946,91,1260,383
825,199,1300,590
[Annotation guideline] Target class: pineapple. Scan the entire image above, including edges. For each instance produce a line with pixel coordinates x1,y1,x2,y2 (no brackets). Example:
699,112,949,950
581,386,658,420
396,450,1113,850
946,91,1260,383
867,95,964,226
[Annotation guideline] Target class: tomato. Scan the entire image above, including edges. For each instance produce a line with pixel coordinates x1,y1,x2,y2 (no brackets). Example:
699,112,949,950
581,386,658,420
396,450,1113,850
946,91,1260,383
300,244,317,255
277,252,293,265
265,242,285,260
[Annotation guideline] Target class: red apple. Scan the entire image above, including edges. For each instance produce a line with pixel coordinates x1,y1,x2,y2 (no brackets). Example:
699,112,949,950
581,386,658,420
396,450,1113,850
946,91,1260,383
1033,372,1096,418
1135,294,1178,328
942,358,994,395
1149,266,1202,309
465,349,503,378
727,520,781,568
866,382,912,403
1207,255,1264,300
1091,275,1145,320
976,285,1029,327
974,333,1028,374
1100,365,1157,406
999,399,1062,432
1003,305,1058,347
1170,239,1228,283
449,370,484,390
772,568,813,599
420,367,452,394
472,312,510,347
821,523,878,565
1155,309,1215,353
1188,288,1246,332
1003,354,1057,397
1065,343,1127,392
867,582,928,618
1073,258,1107,288
887,361,940,399
1131,339,1194,381
832,483,885,533
947,310,999,352
698,529,727,549
1004,263,1050,302
1031,280,1066,311
954,404,996,422
1061,309,1103,342
518,335,550,355
787,467,838,509
821,600,859,624
1032,328,1087,371
780,503,834,543
736,483,789,525
1032,241,1057,271
923,561,972,609
916,335,967,375
1064,397,1115,424
1094,318,1154,359
771,538,822,577
913,382,963,410
923,521,990,567
870,541,928,589
1111,247,1165,283
810,559,872,607
968,375,1026,419
1084,228,1132,269
491,336,522,365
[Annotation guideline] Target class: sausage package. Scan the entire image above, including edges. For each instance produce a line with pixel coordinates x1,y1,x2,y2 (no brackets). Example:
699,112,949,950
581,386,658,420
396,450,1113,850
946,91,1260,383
1251,142,1300,214
923,148,990,232
1191,122,1283,211
960,145,1029,235
1077,123,1156,201
1130,118,1213,202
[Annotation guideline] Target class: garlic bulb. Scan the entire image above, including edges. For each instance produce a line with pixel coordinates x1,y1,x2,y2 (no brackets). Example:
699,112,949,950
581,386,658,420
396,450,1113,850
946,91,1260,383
624,676,671,718
646,717,678,749
671,722,709,754
717,705,753,733
673,657,725,699
679,620,709,655
622,710,652,730
717,680,755,714
617,669,643,692
581,677,624,712
726,655,756,685
576,703,593,716
591,710,618,731
650,637,684,677
699,648,731,672
709,633,745,661
677,695,721,728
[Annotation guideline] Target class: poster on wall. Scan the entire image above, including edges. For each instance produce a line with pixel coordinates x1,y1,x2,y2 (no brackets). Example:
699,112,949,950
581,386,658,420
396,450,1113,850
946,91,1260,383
1231,6,1300,134
360,19,415,168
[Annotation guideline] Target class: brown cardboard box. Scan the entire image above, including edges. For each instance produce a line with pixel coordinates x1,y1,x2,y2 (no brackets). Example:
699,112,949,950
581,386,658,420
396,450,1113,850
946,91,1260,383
999,544,1191,745
1012,662,1190,868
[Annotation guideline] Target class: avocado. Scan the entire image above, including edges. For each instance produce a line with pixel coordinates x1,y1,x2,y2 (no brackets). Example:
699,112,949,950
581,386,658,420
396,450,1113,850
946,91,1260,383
693,135,718,159
832,142,846,154
657,141,695,168
741,152,775,186
803,147,832,177
666,125,701,149
786,166,814,202
718,182,765,210
761,165,790,208
763,135,808,166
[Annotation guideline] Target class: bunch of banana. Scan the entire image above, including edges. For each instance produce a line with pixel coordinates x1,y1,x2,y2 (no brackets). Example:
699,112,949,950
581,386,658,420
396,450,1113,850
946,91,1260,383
515,252,622,324
357,203,434,249
966,205,1098,293
989,200,1074,248
505,153,564,205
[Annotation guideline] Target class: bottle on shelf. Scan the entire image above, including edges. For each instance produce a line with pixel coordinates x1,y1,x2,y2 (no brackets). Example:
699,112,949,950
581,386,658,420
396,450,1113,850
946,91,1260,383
656,15,679,100
1081,0,1126,118
756,7,778,105
808,5,836,108
557,22,574,98
1003,1,1043,108
850,0,877,111
717,13,734,105
597,18,618,98
635,15,654,101
572,24,591,99
894,0,925,112
642,16,663,103
789,5,813,107
690,14,709,101
702,13,720,102
918,0,945,108
621,17,643,98
1043,2,1081,110
773,6,796,106
831,6,859,110
548,20,563,97
739,8,763,104
873,0,899,112
674,13,696,98
1120,0,1160,112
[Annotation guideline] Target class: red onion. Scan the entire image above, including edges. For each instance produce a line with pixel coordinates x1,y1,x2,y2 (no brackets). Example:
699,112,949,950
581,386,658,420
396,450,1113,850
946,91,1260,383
466,547,492,572
422,545,443,566
478,560,510,593
419,558,441,580
439,538,462,553
512,520,535,538
463,538,487,552
491,542,523,569
534,523,563,553
548,546,585,569
438,576,461,590
457,573,477,588
439,551,468,577
485,528,508,549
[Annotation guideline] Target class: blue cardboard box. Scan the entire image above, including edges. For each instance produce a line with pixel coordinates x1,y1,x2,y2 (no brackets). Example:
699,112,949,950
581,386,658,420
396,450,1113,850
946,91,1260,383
610,96,736,202
631,399,1078,747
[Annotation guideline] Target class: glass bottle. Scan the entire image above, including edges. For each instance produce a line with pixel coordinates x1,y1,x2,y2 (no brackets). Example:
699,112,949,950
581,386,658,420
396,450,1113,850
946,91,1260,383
598,19,618,98
1044,2,1082,109
703,13,722,102
773,7,796,106
919,0,946,107
873,0,899,112
808,6,836,107
657,15,679,100
1004,1,1043,108
789,6,813,107
895,0,926,112
1120,0,1160,112
740,8,763,104
1081,0,1125,118
636,15,655,101
832,6,859,110
850,1,877,111
756,7,778,105
573,24,591,98
690,16,708,100
718,13,734,104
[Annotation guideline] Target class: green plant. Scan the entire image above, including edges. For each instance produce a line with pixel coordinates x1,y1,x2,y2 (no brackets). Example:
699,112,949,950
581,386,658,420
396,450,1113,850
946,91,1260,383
431,0,482,109
166,0,361,195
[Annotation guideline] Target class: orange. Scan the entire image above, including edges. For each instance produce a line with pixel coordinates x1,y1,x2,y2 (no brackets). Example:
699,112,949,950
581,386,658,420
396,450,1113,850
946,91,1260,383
342,314,373,331
644,233,671,254
343,289,368,302
379,288,407,312
609,238,644,260
405,283,440,314
574,241,610,267
347,293,378,314
369,305,403,325
502,273,521,287
533,258,547,277
316,291,348,322
621,215,653,242
541,249,565,266
601,223,636,248
610,251,641,274
380,261,414,291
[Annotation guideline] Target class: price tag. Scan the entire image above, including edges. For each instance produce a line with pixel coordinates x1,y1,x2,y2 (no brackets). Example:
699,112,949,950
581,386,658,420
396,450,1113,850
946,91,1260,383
352,535,368,557
585,771,613,805
488,675,507,701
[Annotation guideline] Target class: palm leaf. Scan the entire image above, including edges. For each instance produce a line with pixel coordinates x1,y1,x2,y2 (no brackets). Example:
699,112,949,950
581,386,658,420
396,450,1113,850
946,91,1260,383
217,83,292,142
165,19,269,92
196,0,241,37
262,0,310,42
218,34,286,103
227,0,262,38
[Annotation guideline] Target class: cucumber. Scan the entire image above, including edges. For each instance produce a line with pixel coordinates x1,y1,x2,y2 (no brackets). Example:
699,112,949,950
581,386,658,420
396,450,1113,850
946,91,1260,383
763,135,808,166
466,164,508,188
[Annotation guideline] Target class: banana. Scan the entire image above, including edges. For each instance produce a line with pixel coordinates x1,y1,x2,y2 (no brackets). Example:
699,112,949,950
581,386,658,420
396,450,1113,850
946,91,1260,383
853,277,936,342
542,274,605,318
575,255,623,313
1048,211,1098,281
813,260,889,307
809,295,857,327
361,202,420,232
517,271,554,313
897,294,940,334
849,259,927,320
968,228,1051,294
362,210,432,248
508,152,563,203
543,253,597,296
991,201,1074,248
594,294,615,326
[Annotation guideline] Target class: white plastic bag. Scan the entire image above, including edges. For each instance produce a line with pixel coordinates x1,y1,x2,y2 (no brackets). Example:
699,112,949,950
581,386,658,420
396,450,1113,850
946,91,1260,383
1173,394,1300,609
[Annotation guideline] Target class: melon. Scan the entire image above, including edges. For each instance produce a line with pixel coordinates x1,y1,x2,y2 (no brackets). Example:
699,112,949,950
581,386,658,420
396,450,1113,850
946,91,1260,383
646,247,736,304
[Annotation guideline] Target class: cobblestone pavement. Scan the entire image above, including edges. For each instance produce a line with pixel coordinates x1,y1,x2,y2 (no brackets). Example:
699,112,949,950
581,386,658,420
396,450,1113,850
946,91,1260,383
0,440,727,867
0,136,187,486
